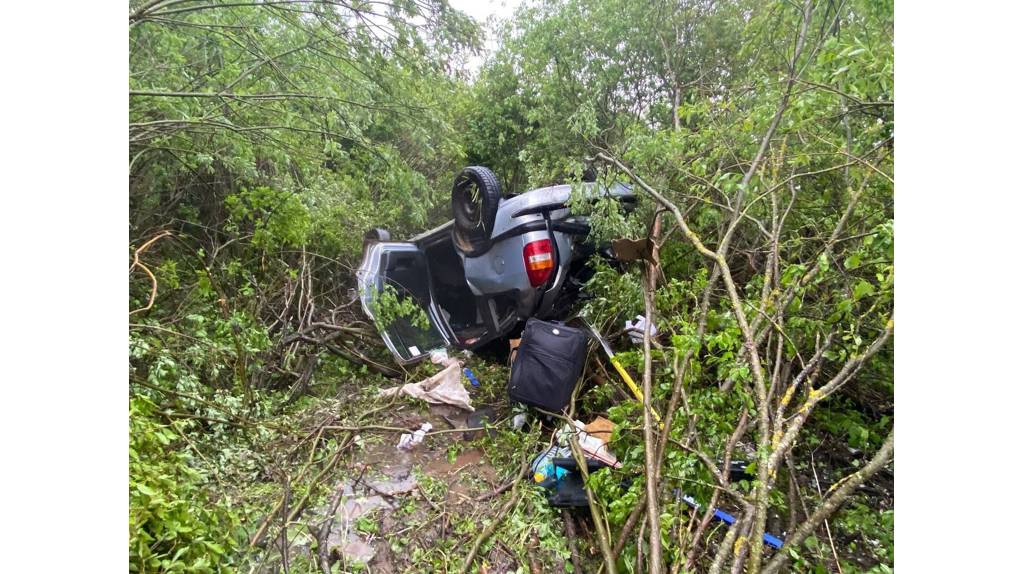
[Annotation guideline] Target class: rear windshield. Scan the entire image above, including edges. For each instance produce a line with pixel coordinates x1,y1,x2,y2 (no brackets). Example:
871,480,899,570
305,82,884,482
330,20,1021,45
379,301,446,362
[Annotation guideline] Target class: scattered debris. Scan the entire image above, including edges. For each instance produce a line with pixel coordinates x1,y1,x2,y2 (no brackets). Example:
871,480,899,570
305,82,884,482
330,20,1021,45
366,474,418,496
531,444,572,485
464,406,498,440
334,312,734,567
463,367,481,388
337,538,376,565
527,416,623,509
583,319,663,424
397,423,432,450
624,314,657,345
434,403,470,430
320,485,394,566
380,352,474,411
508,338,522,365
559,420,621,469
680,493,784,549
583,416,614,443
544,456,613,508
728,460,753,483
511,412,529,431
610,237,657,264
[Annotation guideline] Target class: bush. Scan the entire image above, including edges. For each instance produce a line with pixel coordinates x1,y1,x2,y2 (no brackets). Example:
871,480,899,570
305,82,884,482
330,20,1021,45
129,397,241,573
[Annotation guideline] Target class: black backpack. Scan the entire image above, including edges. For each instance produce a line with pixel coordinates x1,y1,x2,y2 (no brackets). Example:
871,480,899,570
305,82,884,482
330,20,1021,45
508,318,588,413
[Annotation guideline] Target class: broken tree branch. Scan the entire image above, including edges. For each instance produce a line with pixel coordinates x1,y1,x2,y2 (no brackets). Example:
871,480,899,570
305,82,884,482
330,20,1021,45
762,427,894,574
458,479,525,574
129,230,173,315
642,208,664,574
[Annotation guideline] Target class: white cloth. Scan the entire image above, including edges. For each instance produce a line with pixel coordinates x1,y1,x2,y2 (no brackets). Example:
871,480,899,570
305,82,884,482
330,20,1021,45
379,354,474,411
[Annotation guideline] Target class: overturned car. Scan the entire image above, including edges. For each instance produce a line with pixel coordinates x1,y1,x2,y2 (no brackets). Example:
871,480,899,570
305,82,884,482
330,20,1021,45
357,166,634,364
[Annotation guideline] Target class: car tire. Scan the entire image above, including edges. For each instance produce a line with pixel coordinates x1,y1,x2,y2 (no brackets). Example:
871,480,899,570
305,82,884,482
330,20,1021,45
452,225,492,257
452,166,501,249
363,227,391,246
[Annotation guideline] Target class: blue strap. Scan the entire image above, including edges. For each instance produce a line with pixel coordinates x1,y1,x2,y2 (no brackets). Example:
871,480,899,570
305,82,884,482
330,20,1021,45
683,495,784,549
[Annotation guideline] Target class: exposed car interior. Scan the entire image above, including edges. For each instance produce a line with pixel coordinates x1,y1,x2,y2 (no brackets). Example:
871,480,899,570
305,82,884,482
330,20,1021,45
415,224,516,345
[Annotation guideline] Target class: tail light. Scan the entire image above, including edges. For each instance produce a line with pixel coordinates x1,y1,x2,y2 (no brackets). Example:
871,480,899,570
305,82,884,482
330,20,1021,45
523,239,554,287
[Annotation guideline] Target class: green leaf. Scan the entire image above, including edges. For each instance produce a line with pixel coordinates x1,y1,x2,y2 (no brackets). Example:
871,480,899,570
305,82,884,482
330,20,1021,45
853,280,875,301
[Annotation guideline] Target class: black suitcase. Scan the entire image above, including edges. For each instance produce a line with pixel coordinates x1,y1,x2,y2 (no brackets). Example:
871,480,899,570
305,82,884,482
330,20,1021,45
508,318,588,412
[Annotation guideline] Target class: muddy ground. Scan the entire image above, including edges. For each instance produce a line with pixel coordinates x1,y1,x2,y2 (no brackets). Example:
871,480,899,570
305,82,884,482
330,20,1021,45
242,356,590,574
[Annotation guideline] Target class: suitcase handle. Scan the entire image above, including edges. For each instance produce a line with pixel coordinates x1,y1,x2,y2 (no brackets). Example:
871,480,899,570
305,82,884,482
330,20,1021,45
551,457,610,473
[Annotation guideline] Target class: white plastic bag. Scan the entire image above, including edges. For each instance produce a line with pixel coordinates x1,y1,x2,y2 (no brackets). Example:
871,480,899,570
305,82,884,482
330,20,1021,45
625,314,657,345
397,423,433,450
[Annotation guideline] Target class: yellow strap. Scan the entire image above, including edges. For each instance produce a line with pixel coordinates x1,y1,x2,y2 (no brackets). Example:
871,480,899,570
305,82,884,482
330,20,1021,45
610,357,662,425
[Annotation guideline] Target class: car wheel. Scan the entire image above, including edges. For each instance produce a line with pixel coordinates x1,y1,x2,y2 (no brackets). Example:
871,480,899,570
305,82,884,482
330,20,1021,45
363,227,391,246
452,225,492,257
452,166,501,247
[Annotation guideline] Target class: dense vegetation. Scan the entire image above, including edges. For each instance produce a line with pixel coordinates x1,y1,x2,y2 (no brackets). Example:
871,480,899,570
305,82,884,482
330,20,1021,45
129,1,893,573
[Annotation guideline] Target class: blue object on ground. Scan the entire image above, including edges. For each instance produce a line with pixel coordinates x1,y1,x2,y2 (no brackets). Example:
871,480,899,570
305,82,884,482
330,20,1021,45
530,444,571,488
681,494,784,549
463,367,480,387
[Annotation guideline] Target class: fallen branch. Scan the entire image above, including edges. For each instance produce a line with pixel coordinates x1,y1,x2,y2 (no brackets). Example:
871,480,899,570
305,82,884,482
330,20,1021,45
129,230,173,315
475,457,530,502
569,434,618,574
322,424,490,437
762,427,894,574
563,509,583,573
308,480,349,574
458,485,525,574
707,509,750,574
537,406,618,574
641,212,664,574
324,342,402,379
811,452,845,574
613,498,647,557
250,432,353,548
684,410,749,571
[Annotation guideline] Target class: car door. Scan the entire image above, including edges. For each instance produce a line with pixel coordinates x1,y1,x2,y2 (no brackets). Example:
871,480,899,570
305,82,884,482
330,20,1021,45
356,242,453,364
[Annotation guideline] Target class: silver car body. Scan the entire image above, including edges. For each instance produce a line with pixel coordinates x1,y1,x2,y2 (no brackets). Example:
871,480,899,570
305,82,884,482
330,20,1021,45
358,181,634,363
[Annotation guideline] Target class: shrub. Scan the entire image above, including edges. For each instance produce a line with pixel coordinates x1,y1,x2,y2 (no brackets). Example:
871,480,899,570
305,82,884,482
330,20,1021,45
129,397,241,573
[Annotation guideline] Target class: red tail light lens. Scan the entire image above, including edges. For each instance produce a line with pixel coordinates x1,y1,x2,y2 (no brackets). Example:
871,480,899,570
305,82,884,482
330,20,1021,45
523,239,555,287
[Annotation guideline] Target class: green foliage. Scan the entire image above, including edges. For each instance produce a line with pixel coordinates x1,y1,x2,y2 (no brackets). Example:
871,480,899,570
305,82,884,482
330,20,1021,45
786,500,894,574
466,0,894,569
816,399,892,451
578,259,644,330
129,397,241,573
130,0,481,260
465,0,753,187
837,501,895,568
566,177,650,245
368,283,431,332
129,4,485,566
503,488,574,567
225,187,310,250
